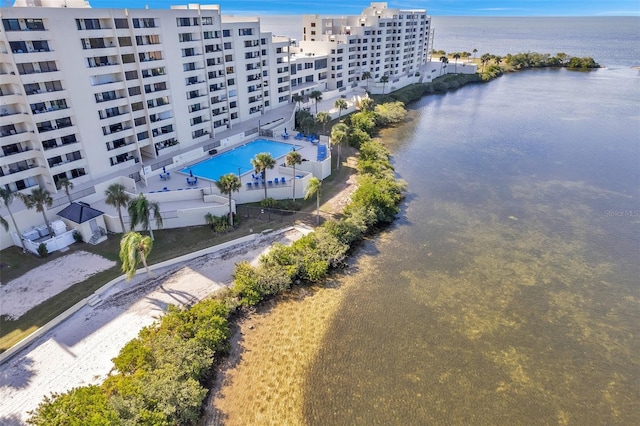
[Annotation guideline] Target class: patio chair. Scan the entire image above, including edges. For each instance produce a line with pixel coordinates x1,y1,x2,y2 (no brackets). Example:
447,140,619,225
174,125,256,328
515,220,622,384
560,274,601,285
294,132,304,140
247,182,252,188
281,177,286,184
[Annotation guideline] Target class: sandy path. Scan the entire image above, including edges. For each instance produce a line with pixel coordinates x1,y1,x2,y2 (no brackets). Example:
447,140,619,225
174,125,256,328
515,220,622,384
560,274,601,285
0,228,306,424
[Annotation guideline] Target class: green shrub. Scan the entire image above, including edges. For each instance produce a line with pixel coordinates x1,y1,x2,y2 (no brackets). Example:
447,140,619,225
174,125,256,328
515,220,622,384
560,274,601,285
27,385,120,426
204,212,231,233
72,230,83,243
37,243,48,258
260,197,279,208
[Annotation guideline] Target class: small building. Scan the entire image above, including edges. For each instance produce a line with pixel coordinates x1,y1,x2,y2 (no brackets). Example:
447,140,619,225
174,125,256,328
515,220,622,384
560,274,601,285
57,202,107,244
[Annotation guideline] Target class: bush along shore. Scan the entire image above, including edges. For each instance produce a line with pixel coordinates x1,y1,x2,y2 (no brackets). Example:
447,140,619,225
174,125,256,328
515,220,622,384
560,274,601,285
375,51,600,105
27,101,408,425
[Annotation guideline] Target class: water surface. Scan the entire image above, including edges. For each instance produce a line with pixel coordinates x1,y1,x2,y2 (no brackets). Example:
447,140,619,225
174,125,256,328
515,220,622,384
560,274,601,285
303,68,640,424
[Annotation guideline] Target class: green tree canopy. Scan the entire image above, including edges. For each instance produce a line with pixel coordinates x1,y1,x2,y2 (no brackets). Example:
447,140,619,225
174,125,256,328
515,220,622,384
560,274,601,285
285,151,302,201
0,187,26,251
105,183,131,233
18,187,53,235
119,231,153,280
316,111,331,135
374,101,407,127
56,177,74,205
215,173,242,226
251,152,276,200
305,177,322,225
127,193,163,241
334,99,348,121
309,90,323,114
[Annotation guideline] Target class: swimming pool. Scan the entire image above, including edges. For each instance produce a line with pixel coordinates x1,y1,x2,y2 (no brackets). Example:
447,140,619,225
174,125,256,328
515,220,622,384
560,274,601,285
181,139,300,181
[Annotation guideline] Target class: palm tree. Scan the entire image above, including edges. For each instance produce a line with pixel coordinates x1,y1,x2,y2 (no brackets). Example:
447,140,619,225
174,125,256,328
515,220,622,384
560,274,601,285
330,122,348,170
494,55,503,66
18,187,53,235
361,71,372,92
472,48,478,61
453,53,461,73
127,193,163,241
334,99,348,121
0,188,26,251
439,56,449,76
309,90,322,114
292,93,303,111
215,173,241,226
300,115,315,136
305,177,321,225
119,231,153,280
380,75,389,95
480,53,492,72
56,177,74,205
105,183,131,233
360,97,374,112
316,111,331,135
251,152,276,200
285,151,302,202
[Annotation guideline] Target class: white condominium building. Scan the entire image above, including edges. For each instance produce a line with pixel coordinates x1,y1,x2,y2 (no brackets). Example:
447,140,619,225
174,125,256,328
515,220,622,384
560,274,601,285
0,1,429,199
298,2,430,91
0,1,291,195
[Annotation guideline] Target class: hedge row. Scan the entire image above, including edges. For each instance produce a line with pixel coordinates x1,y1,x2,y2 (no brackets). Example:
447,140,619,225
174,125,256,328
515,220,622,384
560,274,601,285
27,105,406,425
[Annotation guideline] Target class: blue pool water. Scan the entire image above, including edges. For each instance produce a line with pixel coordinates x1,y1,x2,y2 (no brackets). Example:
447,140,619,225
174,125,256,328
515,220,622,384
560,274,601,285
181,139,299,181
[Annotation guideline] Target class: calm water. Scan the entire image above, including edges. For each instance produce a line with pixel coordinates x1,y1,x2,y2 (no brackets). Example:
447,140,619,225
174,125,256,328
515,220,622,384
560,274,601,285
302,19,640,425
181,139,298,180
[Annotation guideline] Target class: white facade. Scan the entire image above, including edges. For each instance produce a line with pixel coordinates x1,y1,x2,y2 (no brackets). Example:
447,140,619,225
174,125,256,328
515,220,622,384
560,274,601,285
300,2,431,90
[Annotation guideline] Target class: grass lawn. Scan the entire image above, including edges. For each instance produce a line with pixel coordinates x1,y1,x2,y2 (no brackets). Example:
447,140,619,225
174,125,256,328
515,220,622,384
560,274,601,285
0,151,357,353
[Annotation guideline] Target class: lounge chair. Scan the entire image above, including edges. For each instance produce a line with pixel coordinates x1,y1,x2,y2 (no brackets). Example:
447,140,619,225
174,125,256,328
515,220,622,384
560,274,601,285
294,132,304,140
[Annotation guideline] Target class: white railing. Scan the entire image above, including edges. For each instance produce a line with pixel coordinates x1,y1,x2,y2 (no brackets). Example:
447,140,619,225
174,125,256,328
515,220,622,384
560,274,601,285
22,229,76,255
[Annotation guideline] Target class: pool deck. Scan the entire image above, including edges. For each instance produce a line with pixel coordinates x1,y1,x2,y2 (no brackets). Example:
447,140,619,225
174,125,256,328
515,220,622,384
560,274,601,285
143,137,322,193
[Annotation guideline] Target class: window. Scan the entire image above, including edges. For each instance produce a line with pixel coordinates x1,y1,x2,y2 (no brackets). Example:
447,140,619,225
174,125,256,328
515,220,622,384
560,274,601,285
114,18,129,29
131,102,144,111
238,28,253,36
202,17,213,25
128,86,141,96
125,70,138,80
223,42,232,50
2,19,21,31
222,29,231,37
177,17,191,27
118,36,132,47
121,54,135,64
179,33,193,42
17,63,35,75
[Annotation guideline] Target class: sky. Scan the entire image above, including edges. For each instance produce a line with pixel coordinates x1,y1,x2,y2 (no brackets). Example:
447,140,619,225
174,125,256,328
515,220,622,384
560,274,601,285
88,1,640,17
